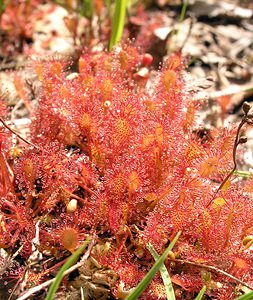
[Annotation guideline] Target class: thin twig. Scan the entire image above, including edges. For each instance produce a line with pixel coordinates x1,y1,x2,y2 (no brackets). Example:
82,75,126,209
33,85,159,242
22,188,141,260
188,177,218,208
171,258,253,290
16,233,97,300
0,117,40,150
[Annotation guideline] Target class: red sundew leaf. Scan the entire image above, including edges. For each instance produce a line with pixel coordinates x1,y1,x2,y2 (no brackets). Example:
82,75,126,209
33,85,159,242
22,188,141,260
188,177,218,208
60,228,79,253
217,95,232,114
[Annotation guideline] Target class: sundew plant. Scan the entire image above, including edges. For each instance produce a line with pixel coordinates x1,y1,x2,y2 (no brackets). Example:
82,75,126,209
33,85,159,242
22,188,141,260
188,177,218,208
0,45,253,299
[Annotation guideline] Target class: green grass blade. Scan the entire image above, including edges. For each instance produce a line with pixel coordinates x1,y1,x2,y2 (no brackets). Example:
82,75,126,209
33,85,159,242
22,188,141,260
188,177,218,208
147,243,175,300
195,285,206,300
45,237,91,300
109,0,127,51
126,231,182,300
235,291,253,300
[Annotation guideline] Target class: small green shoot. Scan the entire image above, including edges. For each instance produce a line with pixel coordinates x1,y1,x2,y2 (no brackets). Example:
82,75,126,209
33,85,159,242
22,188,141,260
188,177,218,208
168,0,189,53
147,243,175,300
126,231,182,300
245,86,253,93
105,0,112,17
179,0,189,24
0,0,7,17
79,0,93,19
45,237,91,300
195,285,206,300
235,291,253,300
234,170,251,178
109,0,127,51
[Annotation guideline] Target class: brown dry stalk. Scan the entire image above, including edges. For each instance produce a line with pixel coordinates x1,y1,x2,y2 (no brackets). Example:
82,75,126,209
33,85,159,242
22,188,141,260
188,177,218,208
206,103,253,207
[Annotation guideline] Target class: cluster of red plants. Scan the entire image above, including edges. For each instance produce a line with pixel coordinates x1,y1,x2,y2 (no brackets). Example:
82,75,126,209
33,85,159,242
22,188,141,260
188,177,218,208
0,44,253,299
0,0,43,56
